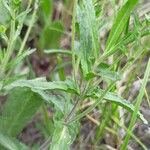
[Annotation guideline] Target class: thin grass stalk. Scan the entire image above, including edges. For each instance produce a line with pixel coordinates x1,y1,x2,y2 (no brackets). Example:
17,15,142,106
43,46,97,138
121,58,150,150
18,0,38,56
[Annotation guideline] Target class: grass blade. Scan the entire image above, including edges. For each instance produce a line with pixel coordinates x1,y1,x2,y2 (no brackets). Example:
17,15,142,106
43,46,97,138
121,58,150,150
105,0,138,52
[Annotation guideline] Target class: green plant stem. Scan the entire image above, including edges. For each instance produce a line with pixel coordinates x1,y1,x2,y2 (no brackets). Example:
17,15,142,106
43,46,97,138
64,98,80,123
1,19,15,77
112,117,147,150
94,103,112,144
0,0,33,78
42,104,52,135
63,0,79,124
121,58,150,150
57,55,66,81
67,82,115,123
71,0,78,81
18,0,38,56
94,30,150,69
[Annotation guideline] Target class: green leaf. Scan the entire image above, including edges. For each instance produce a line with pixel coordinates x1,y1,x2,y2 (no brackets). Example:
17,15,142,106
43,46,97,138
50,124,71,150
77,0,99,77
4,77,67,91
85,62,122,81
4,78,79,94
82,0,100,58
7,49,36,70
96,69,121,81
96,63,121,81
105,0,138,52
0,133,29,150
36,90,65,113
50,121,79,150
0,87,43,136
87,88,148,124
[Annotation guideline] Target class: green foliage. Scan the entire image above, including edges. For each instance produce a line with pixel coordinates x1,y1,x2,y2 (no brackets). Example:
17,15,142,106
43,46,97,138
76,0,99,77
95,63,121,81
50,124,71,150
105,0,138,52
39,21,64,49
0,1,9,25
50,107,79,150
50,122,78,150
0,87,43,136
121,58,150,149
38,0,64,50
0,0,150,149
41,0,53,19
93,88,147,124
4,77,79,94
7,49,36,71
0,133,28,150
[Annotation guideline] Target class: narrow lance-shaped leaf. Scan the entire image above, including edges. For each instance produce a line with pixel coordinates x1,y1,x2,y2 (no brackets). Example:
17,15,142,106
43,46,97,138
4,77,79,94
94,89,148,124
95,63,122,81
77,0,100,77
7,49,36,70
83,0,100,58
105,0,138,52
4,78,68,91
85,87,148,124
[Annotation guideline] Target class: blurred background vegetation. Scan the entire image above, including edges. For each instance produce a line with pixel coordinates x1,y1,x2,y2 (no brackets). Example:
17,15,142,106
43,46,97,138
0,0,150,149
